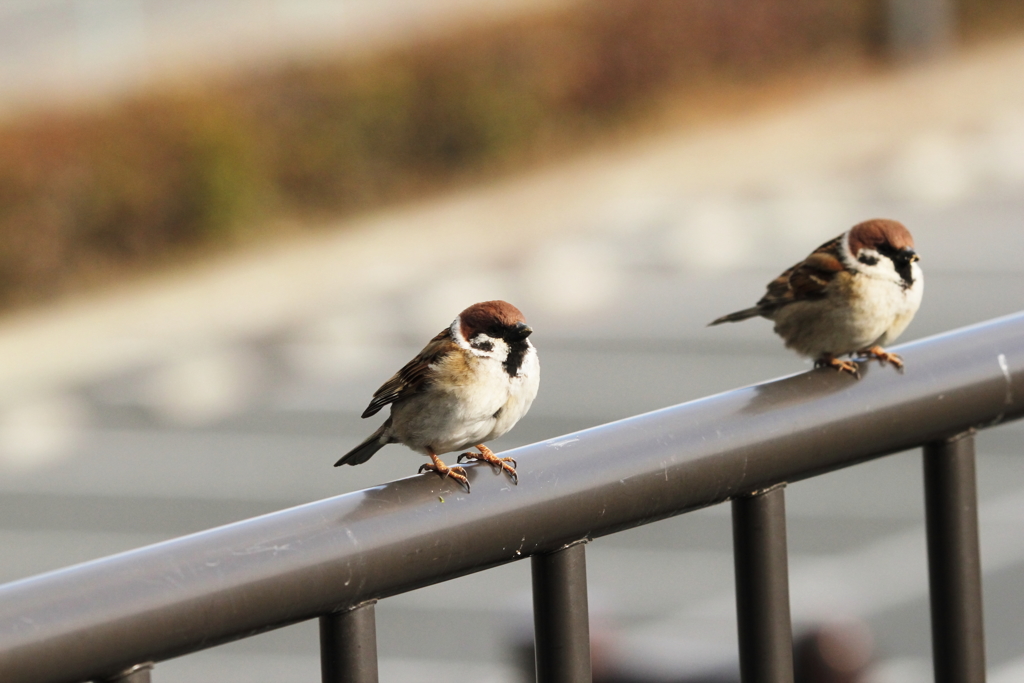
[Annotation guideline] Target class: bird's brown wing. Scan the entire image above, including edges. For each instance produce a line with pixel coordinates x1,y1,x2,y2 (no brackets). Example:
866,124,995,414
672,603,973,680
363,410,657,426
756,237,846,313
361,328,456,418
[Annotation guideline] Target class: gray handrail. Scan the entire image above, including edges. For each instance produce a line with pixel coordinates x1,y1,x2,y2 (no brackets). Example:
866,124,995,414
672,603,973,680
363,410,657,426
2,312,1022,683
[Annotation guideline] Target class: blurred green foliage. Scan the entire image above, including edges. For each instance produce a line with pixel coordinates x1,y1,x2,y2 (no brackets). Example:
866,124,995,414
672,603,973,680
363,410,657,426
0,0,1016,305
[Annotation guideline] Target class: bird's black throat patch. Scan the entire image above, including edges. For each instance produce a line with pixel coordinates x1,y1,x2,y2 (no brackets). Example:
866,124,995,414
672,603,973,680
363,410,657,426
503,340,529,377
877,244,915,289
894,260,914,288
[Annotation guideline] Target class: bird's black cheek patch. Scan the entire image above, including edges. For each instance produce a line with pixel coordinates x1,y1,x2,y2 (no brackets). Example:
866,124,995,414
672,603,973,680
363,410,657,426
471,338,494,352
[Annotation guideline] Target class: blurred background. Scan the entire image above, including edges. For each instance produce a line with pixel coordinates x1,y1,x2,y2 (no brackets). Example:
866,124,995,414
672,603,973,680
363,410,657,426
1,1,1024,681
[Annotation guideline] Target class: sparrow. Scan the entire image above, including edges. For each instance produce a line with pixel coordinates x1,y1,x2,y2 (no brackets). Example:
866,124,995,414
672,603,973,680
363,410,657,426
709,218,922,377
335,300,539,492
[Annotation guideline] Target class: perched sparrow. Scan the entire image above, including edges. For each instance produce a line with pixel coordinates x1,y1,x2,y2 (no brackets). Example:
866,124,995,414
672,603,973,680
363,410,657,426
335,300,539,491
709,219,922,377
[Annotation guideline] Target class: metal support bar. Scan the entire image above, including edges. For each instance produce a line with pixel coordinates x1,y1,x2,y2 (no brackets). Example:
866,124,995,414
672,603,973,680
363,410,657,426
732,486,795,683
3,313,1023,683
532,542,592,683
923,436,986,683
96,662,153,683
320,602,378,683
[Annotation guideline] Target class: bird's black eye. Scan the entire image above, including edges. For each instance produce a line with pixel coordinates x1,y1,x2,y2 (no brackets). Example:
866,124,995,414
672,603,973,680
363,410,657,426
858,253,879,266
471,339,494,352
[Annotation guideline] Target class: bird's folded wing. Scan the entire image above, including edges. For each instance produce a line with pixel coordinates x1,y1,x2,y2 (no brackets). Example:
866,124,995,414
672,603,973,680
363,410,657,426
361,329,455,418
757,238,846,311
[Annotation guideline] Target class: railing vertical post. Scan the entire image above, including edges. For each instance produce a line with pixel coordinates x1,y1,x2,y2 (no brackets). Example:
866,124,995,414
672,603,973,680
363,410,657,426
320,601,378,683
923,436,986,683
96,663,153,683
532,542,592,683
732,485,795,683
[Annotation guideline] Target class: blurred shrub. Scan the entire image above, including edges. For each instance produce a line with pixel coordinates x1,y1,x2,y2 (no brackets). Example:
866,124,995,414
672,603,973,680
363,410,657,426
0,0,1014,305
961,0,1024,38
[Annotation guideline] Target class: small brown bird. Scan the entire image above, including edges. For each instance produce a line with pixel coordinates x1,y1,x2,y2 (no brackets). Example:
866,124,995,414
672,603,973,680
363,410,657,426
335,301,540,491
709,219,923,377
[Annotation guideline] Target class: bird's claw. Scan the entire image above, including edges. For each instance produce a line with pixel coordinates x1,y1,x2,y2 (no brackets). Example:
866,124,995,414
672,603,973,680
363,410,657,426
418,462,471,492
816,356,861,379
458,452,518,468
859,346,905,372
458,445,519,485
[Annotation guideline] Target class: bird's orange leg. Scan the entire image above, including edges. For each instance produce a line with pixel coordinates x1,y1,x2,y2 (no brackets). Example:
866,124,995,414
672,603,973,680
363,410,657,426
458,444,518,485
815,354,861,378
418,450,470,492
859,345,904,371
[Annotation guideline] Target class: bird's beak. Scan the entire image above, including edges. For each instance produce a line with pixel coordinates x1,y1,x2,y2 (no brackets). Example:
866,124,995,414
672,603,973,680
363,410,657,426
509,322,533,340
900,248,919,263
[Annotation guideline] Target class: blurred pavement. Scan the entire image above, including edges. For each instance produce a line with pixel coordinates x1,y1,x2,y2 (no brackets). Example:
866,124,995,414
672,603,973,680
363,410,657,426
0,0,571,114
1,36,1024,683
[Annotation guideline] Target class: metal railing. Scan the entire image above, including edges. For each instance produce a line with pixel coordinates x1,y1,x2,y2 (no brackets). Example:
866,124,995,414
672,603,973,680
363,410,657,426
2,312,1023,683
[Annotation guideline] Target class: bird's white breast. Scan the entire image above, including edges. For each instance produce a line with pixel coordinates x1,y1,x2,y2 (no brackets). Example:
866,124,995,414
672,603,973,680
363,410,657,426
490,347,540,439
875,263,923,345
390,343,539,455
772,263,922,358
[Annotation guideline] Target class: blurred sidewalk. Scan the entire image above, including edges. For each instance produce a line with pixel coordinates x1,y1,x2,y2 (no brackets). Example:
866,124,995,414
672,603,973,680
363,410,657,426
0,0,571,114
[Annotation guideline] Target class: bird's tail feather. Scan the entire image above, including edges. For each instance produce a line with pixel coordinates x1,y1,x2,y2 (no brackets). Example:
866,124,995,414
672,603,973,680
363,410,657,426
335,419,390,467
708,307,762,326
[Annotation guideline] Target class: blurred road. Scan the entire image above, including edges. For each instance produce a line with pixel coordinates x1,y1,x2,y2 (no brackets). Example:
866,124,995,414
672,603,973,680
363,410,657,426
0,0,568,113
1,37,1024,683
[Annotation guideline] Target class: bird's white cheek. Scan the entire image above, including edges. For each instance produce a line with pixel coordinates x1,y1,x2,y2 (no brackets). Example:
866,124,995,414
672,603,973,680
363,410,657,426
880,261,903,284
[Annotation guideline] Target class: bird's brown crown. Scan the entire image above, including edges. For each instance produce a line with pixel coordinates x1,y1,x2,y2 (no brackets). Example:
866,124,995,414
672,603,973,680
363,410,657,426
848,219,914,256
459,300,527,339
